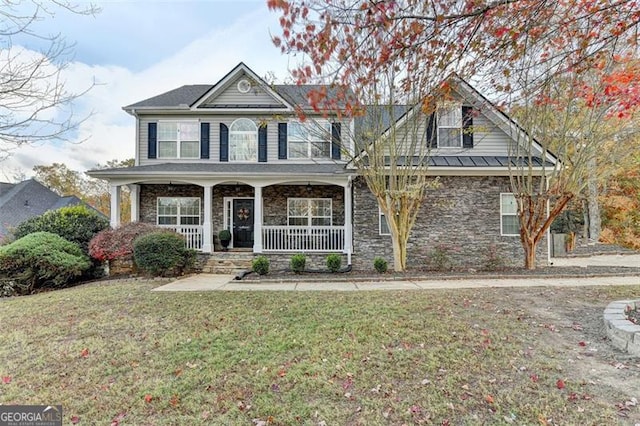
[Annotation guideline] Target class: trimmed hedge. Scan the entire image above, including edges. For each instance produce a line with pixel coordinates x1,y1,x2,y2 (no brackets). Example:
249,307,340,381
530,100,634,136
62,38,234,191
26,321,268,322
373,257,388,274
133,231,195,276
290,253,306,274
0,232,91,295
326,253,342,273
252,256,270,275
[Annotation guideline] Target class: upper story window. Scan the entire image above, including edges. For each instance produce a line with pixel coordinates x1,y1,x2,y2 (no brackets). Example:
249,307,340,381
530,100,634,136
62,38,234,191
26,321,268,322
158,121,200,159
437,103,462,148
229,118,257,162
289,121,332,159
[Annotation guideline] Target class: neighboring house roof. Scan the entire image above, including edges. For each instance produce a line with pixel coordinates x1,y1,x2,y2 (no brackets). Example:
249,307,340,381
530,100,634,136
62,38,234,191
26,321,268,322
0,179,85,240
124,84,213,110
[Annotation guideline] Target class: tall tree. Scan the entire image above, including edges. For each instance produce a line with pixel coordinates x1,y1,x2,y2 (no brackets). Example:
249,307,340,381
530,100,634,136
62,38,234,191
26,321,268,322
270,0,640,270
0,0,98,160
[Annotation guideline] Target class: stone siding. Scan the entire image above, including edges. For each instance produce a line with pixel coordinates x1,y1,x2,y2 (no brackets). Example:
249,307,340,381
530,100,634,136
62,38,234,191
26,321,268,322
352,176,548,270
140,184,204,225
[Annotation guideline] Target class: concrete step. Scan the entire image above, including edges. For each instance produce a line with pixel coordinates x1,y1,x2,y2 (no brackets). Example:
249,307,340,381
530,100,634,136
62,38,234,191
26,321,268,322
200,252,254,274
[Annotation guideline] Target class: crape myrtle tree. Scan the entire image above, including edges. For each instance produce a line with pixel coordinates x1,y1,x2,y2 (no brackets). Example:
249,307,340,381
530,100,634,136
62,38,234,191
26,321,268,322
268,0,640,270
0,1,98,160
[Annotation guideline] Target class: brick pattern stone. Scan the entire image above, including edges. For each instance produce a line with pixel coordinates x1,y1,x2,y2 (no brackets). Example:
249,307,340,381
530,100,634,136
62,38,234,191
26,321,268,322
604,300,640,355
352,175,548,270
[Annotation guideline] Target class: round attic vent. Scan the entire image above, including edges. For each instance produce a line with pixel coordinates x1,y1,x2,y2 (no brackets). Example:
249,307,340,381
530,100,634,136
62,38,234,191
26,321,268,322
237,79,251,93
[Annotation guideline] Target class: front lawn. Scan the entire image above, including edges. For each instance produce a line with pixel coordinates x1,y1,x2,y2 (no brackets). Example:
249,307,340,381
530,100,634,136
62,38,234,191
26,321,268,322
1,280,639,425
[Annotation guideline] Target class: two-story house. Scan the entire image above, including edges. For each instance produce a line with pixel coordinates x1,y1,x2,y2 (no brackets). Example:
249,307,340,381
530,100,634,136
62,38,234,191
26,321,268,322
88,62,553,270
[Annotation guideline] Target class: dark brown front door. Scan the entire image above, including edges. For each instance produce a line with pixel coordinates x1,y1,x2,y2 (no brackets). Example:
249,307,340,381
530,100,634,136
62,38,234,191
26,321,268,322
233,199,254,248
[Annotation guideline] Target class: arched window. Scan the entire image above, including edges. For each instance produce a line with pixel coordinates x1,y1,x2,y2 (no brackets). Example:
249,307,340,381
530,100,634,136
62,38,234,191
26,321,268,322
229,118,257,161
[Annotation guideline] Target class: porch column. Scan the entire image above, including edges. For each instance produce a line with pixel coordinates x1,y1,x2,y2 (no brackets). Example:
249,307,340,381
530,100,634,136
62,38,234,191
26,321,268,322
202,185,213,253
253,185,263,253
344,179,353,264
109,184,121,228
128,184,139,222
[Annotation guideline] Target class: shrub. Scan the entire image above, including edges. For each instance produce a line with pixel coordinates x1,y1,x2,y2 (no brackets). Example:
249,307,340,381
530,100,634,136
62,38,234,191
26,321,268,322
482,244,506,271
89,222,159,262
252,256,270,275
326,253,342,273
0,232,91,295
218,229,231,241
290,253,306,274
133,231,194,276
428,245,455,271
13,205,109,252
373,257,388,273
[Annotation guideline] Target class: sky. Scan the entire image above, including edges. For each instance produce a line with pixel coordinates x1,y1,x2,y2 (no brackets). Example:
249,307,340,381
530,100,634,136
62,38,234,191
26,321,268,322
0,0,296,181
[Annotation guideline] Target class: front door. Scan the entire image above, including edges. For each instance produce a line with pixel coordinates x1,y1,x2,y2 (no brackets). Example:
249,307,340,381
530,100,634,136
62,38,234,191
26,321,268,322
233,199,254,248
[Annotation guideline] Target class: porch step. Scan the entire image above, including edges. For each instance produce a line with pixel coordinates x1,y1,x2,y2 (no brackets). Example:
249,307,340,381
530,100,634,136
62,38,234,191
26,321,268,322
200,252,254,274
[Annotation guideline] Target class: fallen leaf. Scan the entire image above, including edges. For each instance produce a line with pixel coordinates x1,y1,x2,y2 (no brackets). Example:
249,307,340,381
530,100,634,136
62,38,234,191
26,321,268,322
144,394,153,403
80,348,89,358
578,341,587,347
486,395,495,404
169,395,179,407
557,379,565,390
278,369,286,377
2,376,11,384
70,415,80,424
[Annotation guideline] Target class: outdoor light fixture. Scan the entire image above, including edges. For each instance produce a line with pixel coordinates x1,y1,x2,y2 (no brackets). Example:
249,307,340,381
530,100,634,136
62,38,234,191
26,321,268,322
306,182,313,192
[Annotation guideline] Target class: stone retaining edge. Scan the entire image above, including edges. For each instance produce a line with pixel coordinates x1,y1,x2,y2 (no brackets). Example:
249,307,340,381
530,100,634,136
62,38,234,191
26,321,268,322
604,300,640,356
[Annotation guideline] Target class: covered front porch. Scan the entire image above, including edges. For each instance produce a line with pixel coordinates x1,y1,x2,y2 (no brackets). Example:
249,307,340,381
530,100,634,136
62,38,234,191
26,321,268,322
107,175,354,260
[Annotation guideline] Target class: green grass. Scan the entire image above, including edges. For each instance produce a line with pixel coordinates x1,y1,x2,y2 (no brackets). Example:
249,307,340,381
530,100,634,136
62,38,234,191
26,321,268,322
1,280,639,425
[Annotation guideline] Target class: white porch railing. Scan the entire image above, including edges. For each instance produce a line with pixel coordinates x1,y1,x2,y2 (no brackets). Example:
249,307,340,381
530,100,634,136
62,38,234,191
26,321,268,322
159,225,203,251
262,226,345,252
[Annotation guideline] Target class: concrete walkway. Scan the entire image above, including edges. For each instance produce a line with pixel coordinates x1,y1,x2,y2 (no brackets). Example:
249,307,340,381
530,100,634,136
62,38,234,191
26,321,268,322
152,273,640,292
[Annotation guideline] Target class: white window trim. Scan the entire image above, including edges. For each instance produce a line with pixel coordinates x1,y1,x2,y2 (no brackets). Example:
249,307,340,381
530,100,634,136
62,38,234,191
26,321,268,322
379,207,390,235
229,118,258,162
500,193,519,236
157,120,200,159
288,120,332,159
287,198,333,226
157,197,201,226
436,102,463,149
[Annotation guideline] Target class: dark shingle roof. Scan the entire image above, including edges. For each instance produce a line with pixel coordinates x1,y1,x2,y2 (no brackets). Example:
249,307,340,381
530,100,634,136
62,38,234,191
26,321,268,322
124,84,213,109
0,179,86,240
88,162,353,178
376,156,553,167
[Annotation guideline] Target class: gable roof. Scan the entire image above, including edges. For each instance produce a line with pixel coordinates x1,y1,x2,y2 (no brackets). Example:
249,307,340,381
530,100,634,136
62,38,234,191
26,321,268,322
124,84,213,110
0,179,93,240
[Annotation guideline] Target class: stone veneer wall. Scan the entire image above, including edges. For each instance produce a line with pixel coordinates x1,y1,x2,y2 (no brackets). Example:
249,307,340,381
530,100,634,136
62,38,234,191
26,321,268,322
140,184,204,225
352,176,548,271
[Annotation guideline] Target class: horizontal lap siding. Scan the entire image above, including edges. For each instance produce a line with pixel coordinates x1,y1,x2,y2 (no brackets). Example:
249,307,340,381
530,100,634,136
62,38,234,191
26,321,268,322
203,82,280,105
138,115,349,165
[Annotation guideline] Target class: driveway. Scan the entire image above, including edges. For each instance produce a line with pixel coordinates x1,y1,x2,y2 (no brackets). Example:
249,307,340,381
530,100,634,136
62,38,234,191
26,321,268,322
551,254,640,268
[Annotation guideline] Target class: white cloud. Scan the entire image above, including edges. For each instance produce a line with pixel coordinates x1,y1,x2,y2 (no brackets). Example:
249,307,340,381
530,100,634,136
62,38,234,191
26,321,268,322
1,5,292,179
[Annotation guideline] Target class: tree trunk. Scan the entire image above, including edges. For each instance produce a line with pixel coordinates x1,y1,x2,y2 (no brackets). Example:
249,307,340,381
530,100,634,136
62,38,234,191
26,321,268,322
522,237,537,269
392,235,406,272
587,160,601,243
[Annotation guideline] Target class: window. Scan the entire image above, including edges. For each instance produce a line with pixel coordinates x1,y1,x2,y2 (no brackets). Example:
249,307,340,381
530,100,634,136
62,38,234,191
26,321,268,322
288,121,332,159
500,193,519,236
157,197,201,226
288,198,332,226
437,103,462,148
157,122,200,159
379,208,390,235
229,118,257,161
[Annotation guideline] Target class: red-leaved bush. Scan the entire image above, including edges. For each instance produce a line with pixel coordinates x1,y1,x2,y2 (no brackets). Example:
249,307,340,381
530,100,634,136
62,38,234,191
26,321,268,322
89,222,159,262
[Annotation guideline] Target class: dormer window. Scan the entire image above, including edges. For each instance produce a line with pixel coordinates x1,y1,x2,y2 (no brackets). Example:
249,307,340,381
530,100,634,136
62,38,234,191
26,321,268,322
437,102,463,148
157,121,200,159
229,118,258,162
288,121,332,159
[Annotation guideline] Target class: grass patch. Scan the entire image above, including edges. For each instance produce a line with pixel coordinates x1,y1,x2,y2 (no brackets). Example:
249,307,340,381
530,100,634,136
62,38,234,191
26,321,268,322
1,280,639,424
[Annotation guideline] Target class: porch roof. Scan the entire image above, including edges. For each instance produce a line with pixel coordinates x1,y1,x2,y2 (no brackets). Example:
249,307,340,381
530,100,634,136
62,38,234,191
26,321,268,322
87,162,354,179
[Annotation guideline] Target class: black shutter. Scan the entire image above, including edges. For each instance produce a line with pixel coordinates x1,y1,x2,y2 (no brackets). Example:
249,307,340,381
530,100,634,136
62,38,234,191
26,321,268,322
462,106,474,149
331,122,341,160
200,122,210,159
426,113,437,148
278,123,287,159
148,122,157,159
258,125,267,162
220,123,229,162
